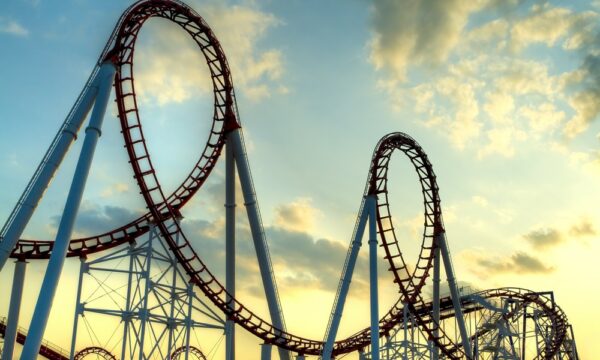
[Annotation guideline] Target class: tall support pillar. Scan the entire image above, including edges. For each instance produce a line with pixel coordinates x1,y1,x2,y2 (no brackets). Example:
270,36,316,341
430,244,441,360
436,231,473,358
322,198,370,359
20,61,116,360
358,349,367,360
225,135,236,360
137,227,155,360
367,195,379,360
261,344,272,360
403,303,409,359
2,259,27,360
184,283,194,360
0,67,101,271
69,257,87,359
121,242,136,359
229,129,289,360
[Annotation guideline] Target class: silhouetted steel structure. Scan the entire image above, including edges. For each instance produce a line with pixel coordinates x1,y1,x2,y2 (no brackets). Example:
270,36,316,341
0,1,579,359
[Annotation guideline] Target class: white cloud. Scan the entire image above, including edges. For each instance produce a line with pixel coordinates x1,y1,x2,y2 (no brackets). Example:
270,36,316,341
518,102,565,134
510,6,574,51
564,86,600,138
483,91,515,125
273,198,322,233
100,183,130,198
368,1,600,161
433,77,482,149
369,0,486,82
478,126,527,158
135,2,285,106
0,18,29,37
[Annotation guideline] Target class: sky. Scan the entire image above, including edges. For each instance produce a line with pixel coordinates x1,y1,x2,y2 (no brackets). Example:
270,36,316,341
0,0,599,359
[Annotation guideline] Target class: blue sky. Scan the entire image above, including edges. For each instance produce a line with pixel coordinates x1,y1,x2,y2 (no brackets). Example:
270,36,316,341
1,0,599,358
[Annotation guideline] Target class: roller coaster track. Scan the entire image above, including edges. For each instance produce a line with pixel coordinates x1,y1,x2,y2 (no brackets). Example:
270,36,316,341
0,316,70,360
1,0,572,359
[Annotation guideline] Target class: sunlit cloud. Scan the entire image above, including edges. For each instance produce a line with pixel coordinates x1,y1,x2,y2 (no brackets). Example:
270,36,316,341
523,217,598,250
0,17,29,37
273,197,321,233
523,227,564,250
368,1,600,161
100,183,130,198
460,249,554,278
50,202,145,238
368,0,485,82
134,1,285,106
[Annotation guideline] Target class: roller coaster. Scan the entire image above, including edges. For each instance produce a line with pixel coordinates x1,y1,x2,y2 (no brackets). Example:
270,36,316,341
0,1,580,359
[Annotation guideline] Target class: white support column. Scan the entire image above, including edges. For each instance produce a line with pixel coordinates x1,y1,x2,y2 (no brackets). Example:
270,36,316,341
229,129,289,360
166,255,177,358
184,283,194,360
138,228,155,360
367,195,379,360
20,61,116,360
1,259,27,360
403,303,409,360
225,135,236,360
358,349,367,360
121,242,136,359
431,244,441,360
436,232,472,358
0,68,101,271
261,344,272,360
322,198,370,359
69,257,87,359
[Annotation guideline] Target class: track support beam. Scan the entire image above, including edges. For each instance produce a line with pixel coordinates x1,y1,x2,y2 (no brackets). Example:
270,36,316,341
225,135,236,360
431,244,441,360
2,259,27,360
0,65,101,271
20,61,116,359
436,231,473,358
367,195,380,360
261,343,272,360
322,196,373,359
229,128,290,360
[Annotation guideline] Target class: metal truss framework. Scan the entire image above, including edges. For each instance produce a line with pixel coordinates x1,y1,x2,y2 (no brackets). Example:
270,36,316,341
69,224,224,359
361,289,579,360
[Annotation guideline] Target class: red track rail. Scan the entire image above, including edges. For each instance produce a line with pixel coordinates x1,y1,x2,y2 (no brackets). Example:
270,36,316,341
171,346,206,359
0,316,69,360
6,1,570,358
74,346,117,360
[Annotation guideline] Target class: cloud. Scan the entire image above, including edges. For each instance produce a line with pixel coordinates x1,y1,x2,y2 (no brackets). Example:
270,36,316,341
100,183,130,198
461,249,554,278
563,56,600,138
522,218,597,251
368,1,600,159
51,202,145,237
273,198,321,233
181,213,375,297
135,2,284,106
509,6,576,52
523,227,564,250
369,0,485,82
569,218,597,237
0,18,29,37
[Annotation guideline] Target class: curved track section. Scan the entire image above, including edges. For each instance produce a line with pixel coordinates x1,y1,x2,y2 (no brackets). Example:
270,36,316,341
74,347,117,360
4,1,571,358
171,346,207,360
367,133,465,358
